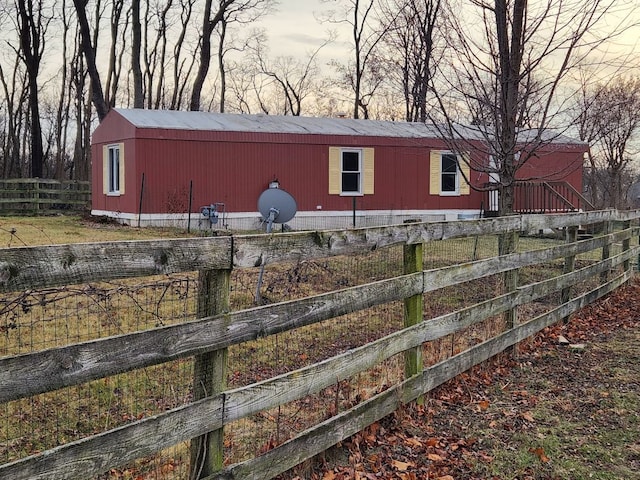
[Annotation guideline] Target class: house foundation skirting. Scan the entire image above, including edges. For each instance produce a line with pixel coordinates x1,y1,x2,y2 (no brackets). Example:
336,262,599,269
91,209,482,231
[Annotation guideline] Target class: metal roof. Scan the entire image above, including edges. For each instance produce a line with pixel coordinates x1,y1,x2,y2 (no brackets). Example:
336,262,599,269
112,108,585,145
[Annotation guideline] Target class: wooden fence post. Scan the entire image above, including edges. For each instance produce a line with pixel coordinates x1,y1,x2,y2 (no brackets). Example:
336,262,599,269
622,219,631,276
561,225,578,324
403,242,423,404
600,218,612,283
500,230,519,355
34,179,40,215
190,268,231,479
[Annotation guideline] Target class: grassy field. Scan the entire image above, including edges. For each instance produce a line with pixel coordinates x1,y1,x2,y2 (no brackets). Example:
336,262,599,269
0,215,197,247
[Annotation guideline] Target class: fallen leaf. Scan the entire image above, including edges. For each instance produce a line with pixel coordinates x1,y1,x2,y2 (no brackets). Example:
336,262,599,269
427,453,444,462
529,447,550,462
396,473,417,480
391,459,414,471
425,437,439,447
405,437,423,448
521,411,535,422
322,471,336,480
478,400,490,411
478,451,494,462
437,476,455,480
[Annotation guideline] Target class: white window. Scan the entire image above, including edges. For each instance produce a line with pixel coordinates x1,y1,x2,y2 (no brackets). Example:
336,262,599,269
328,147,374,195
108,145,120,194
341,149,362,195
429,150,470,196
440,153,459,195
103,143,125,196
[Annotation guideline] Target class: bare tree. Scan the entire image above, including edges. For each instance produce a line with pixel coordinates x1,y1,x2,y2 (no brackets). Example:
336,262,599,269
170,0,196,110
0,60,28,178
69,30,92,181
576,76,640,209
131,0,143,108
104,0,127,108
189,0,275,112
144,0,174,109
431,0,639,217
251,36,333,116
380,0,442,122
72,0,109,121
225,56,261,113
320,0,393,119
52,0,74,179
16,0,51,177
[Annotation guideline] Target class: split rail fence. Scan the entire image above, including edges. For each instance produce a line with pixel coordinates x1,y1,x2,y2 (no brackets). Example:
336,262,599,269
0,209,638,479
0,178,91,215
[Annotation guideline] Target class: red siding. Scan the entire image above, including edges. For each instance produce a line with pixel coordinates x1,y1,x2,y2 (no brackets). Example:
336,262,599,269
91,110,585,217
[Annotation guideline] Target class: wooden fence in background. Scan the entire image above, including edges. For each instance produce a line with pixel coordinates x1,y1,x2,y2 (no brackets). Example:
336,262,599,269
0,178,90,215
0,209,638,479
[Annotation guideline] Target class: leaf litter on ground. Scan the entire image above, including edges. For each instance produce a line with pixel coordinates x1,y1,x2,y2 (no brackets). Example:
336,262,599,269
279,278,640,480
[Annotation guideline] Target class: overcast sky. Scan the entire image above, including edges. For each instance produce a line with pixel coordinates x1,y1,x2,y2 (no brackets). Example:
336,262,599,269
256,0,640,68
256,0,349,60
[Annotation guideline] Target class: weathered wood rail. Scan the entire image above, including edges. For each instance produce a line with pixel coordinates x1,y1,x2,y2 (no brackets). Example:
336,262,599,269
0,210,638,479
0,178,90,215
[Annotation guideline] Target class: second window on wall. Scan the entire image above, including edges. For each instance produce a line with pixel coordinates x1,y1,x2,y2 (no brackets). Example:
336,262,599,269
441,153,459,194
341,149,362,194
429,150,470,196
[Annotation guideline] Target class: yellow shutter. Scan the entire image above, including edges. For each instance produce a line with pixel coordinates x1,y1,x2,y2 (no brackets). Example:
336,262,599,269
363,147,374,194
118,142,125,195
102,145,109,194
429,150,440,195
459,152,470,195
328,147,341,194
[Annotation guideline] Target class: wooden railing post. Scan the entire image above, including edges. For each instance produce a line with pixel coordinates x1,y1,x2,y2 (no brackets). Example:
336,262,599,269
190,268,231,479
403,241,423,404
561,225,578,323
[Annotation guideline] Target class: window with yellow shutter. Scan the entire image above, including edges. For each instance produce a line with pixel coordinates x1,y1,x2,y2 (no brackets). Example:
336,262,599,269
429,150,470,196
328,147,374,195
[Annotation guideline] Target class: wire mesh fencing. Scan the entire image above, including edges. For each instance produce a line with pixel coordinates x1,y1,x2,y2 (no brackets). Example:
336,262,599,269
1,220,634,478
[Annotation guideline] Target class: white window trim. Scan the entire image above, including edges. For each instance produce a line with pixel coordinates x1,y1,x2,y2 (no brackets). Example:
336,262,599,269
107,144,121,196
340,148,364,197
440,152,460,196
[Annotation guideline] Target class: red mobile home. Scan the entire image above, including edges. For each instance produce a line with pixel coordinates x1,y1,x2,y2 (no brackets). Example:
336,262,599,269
91,109,587,230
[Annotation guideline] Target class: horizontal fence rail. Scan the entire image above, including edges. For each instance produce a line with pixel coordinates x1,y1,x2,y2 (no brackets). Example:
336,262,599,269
0,209,638,480
0,178,90,215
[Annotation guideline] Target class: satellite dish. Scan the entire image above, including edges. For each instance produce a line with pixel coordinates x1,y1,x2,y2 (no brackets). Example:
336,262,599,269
257,188,297,233
255,187,297,304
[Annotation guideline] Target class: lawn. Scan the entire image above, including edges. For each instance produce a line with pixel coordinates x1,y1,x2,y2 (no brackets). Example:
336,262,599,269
0,214,195,247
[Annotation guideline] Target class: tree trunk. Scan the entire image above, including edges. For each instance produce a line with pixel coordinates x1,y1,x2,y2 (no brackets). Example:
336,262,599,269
132,0,144,108
73,0,109,121
17,0,45,178
217,18,227,113
190,0,214,111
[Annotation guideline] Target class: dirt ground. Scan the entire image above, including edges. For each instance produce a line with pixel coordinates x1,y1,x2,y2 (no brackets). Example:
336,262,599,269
295,279,640,480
